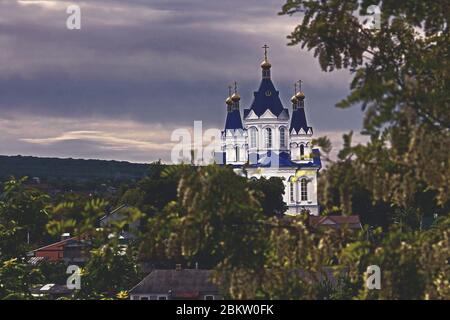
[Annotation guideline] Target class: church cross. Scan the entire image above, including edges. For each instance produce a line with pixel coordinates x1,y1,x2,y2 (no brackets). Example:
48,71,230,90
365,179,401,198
298,80,303,92
262,44,269,60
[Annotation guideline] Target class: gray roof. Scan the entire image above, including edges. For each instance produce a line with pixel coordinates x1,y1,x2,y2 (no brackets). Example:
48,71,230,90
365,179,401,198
129,269,218,295
30,284,73,295
309,215,362,230
100,204,128,223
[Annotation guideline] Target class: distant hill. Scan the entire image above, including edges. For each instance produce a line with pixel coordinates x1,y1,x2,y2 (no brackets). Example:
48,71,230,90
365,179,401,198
0,155,150,182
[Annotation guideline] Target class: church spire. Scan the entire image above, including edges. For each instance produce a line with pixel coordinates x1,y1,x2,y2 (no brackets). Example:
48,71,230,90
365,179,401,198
290,79,311,134
224,82,243,130
260,44,271,79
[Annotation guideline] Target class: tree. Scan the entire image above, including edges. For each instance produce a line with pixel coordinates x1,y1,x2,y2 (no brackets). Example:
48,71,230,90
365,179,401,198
118,188,145,207
0,258,44,300
77,243,141,299
0,177,50,259
134,162,179,216
139,165,271,296
45,197,143,299
248,177,287,217
281,1,450,226
340,216,450,299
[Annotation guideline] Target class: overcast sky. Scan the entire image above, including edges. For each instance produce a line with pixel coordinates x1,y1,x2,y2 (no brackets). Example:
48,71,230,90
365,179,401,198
0,0,367,163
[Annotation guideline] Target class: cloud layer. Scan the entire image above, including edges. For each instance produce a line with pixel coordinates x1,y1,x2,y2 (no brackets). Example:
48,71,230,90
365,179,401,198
0,0,365,162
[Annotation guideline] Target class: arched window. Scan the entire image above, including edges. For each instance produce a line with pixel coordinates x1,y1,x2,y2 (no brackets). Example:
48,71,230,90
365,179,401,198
265,128,272,149
235,146,240,162
301,178,308,201
300,144,305,159
250,128,257,148
280,127,286,148
290,180,295,202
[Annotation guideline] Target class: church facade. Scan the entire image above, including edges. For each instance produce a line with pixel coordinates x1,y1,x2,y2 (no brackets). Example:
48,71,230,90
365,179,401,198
215,46,321,216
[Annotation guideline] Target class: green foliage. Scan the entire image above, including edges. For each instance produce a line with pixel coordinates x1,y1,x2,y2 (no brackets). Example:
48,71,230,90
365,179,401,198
45,197,143,299
312,136,332,161
46,198,109,238
77,244,141,300
0,165,448,300
0,177,50,259
139,163,449,300
131,162,179,216
248,177,287,217
140,165,267,270
118,188,145,207
37,260,68,285
341,217,450,299
0,258,44,300
316,133,448,229
281,0,450,227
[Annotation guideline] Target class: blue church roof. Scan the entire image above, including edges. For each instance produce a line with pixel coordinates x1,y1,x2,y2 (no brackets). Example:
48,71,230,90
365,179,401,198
224,109,243,130
244,78,286,118
241,150,322,169
290,107,312,133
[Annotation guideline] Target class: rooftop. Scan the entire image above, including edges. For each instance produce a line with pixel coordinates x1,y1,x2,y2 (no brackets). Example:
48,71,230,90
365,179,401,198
129,269,219,296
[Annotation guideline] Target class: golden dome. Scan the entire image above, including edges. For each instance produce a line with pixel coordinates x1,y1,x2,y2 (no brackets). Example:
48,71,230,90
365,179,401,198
296,91,305,99
225,96,233,105
291,95,298,103
231,92,241,101
261,59,272,69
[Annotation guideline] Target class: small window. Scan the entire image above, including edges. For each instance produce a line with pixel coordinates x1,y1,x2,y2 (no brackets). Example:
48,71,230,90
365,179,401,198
235,146,240,162
265,128,272,149
250,128,257,148
158,296,168,300
300,144,305,159
140,297,149,300
301,179,308,201
204,295,215,300
280,128,286,149
290,180,295,202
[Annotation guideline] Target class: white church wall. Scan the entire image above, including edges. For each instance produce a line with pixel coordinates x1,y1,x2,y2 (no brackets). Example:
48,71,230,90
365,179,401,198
244,117,290,153
290,134,314,163
244,167,319,216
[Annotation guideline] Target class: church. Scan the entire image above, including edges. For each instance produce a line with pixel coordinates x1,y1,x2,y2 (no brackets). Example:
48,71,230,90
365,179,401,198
215,46,322,216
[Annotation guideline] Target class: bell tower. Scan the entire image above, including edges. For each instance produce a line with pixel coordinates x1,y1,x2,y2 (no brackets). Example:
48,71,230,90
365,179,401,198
290,80,313,163
221,83,247,165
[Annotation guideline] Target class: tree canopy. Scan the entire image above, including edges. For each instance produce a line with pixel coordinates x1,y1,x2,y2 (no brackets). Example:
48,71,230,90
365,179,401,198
280,0,450,228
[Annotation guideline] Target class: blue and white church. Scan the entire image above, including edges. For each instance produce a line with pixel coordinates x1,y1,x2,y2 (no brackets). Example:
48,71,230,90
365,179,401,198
215,45,322,216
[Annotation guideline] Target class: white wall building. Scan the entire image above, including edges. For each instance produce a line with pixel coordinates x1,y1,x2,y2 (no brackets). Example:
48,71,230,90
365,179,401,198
216,46,322,216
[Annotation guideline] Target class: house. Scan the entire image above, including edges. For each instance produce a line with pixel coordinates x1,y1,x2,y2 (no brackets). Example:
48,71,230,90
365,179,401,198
30,234,90,264
309,215,362,230
129,267,222,300
99,204,140,241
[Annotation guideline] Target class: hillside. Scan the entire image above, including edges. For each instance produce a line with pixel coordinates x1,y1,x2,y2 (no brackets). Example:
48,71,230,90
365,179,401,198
0,155,150,182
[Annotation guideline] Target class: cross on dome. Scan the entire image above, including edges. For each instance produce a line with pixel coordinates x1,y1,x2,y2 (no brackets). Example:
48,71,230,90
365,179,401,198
262,44,269,61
